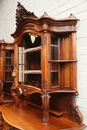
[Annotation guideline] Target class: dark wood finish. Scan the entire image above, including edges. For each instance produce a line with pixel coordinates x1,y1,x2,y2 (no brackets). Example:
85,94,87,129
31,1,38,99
0,2,85,130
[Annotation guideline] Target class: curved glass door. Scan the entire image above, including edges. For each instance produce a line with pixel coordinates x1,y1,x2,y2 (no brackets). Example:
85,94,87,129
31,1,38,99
18,33,42,89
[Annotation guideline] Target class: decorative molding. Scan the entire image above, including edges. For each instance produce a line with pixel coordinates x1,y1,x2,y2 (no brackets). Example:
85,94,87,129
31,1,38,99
69,94,83,124
70,102,82,123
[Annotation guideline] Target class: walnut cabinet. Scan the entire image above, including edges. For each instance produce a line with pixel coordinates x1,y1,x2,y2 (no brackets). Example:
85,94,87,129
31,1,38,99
9,2,86,128
0,2,86,130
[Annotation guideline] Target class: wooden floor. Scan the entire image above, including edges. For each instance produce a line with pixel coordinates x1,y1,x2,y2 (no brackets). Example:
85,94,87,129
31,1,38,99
0,101,86,130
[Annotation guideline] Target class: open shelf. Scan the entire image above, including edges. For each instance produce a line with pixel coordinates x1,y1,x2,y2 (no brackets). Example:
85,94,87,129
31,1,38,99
19,46,42,54
19,70,42,74
48,60,77,63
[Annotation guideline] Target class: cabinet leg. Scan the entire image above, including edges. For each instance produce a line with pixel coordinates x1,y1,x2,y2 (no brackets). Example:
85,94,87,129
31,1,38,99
41,89,51,124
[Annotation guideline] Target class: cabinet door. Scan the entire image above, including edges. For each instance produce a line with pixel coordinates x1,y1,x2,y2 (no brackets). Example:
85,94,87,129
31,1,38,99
49,34,77,91
4,51,14,81
18,33,42,89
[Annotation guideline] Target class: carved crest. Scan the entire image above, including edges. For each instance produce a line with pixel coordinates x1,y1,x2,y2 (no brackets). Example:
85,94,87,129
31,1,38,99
16,2,37,26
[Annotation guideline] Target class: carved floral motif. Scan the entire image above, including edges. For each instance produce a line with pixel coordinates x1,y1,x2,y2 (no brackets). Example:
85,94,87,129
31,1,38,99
16,2,37,27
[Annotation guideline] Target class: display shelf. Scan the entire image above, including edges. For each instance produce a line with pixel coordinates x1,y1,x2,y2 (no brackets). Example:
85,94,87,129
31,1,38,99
19,70,42,74
48,60,77,62
19,46,41,54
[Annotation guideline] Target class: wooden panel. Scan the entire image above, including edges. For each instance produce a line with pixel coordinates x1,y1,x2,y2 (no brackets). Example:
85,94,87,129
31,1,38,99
63,35,70,60
63,63,71,89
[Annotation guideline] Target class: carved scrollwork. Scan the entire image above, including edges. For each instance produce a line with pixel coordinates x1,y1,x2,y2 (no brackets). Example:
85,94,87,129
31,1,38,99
42,29,47,45
42,35,47,45
70,103,82,124
16,2,37,27
22,88,31,96
69,94,83,124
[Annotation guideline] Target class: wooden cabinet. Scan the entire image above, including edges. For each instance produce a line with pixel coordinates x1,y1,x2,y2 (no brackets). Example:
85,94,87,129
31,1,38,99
5,51,14,81
0,39,14,97
7,2,86,129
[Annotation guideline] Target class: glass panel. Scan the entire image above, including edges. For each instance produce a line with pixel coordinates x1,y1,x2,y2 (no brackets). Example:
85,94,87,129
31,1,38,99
6,51,11,57
50,36,59,87
6,58,11,65
5,72,11,80
51,46,58,60
51,36,58,60
18,33,41,88
51,37,58,45
51,63,59,87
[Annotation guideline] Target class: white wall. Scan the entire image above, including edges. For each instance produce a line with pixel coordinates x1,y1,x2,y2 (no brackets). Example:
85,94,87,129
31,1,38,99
0,0,87,127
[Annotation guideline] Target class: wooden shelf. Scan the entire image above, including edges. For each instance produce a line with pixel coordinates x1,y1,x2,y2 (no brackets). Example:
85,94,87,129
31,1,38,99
4,65,13,66
48,60,77,63
51,44,58,47
19,70,42,74
4,81,13,83
50,89,78,93
51,70,58,72
19,46,41,54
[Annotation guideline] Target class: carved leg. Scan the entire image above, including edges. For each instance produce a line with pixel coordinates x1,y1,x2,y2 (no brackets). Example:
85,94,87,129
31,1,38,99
11,83,20,106
69,94,83,124
41,89,51,124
